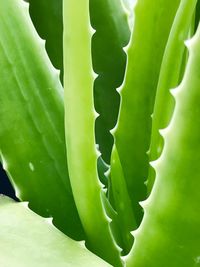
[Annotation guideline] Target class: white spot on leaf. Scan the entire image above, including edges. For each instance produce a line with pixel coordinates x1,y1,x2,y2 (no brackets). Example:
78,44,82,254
194,256,200,265
29,162,35,171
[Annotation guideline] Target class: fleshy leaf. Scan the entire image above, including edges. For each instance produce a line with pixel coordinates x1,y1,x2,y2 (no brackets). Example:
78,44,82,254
63,0,123,266
0,0,84,240
0,196,110,267
126,22,200,267
90,0,130,163
111,0,179,230
110,145,136,254
110,0,180,226
147,0,197,192
27,0,63,82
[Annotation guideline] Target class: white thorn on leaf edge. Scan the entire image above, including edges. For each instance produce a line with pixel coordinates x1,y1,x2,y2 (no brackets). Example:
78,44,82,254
92,71,98,80
159,127,170,139
105,213,112,224
110,125,117,136
139,199,149,209
130,228,139,238
94,110,100,119
184,39,191,49
53,67,61,77
102,187,107,194
158,128,166,138
184,31,199,50
89,25,96,36
184,38,193,49
45,217,53,225
104,168,110,178
123,43,130,54
96,148,101,158
79,240,86,249
116,85,123,94
170,87,180,98
39,38,46,47
20,201,29,208
149,159,158,169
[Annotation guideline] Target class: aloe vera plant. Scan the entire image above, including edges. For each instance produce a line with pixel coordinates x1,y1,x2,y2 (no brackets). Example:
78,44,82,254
1,0,200,266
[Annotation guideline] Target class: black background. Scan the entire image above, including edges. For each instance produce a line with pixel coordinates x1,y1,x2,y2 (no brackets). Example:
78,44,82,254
0,163,17,200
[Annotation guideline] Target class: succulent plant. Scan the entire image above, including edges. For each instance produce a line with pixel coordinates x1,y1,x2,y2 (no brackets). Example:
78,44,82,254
0,0,200,266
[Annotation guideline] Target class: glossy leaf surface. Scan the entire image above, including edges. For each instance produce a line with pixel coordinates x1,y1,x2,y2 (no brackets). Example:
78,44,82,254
126,23,200,267
63,0,122,266
0,0,84,240
90,0,130,163
27,0,63,82
147,0,197,191
111,0,180,225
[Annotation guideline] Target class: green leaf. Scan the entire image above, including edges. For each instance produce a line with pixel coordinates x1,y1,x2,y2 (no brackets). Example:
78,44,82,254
0,196,110,267
126,23,200,267
0,0,84,240
111,0,180,224
195,0,200,30
90,0,130,163
147,0,197,192
63,1,123,266
27,0,63,82
110,145,136,254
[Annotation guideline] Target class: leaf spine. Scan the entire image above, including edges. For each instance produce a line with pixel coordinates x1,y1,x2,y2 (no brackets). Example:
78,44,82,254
139,198,149,209
149,159,158,169
110,124,118,136
92,70,98,80
89,25,96,36
78,240,86,249
104,168,110,178
170,86,182,100
20,201,29,209
95,148,101,158
158,126,171,139
116,84,123,94
130,228,139,239
94,109,100,119
123,43,130,54
45,217,53,225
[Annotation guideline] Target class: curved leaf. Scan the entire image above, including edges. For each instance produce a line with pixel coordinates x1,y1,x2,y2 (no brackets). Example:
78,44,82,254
126,23,200,267
63,0,123,266
90,0,130,163
0,0,84,240
147,0,197,192
111,0,180,225
27,0,63,82
0,196,110,267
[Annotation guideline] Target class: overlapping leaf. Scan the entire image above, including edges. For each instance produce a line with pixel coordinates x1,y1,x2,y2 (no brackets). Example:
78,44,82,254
0,0,84,240
0,196,110,267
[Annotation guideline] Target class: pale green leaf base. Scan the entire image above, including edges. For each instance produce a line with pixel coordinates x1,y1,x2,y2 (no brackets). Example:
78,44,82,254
0,196,110,267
